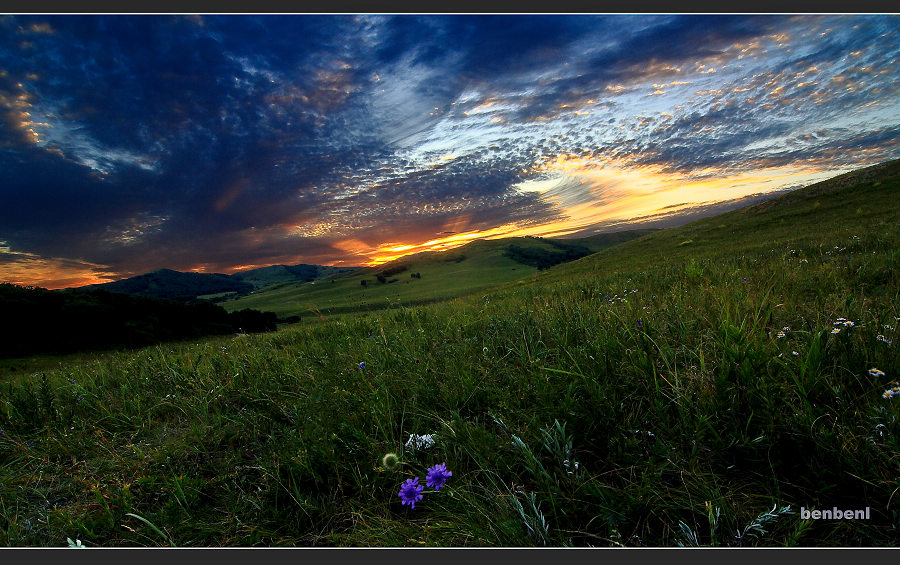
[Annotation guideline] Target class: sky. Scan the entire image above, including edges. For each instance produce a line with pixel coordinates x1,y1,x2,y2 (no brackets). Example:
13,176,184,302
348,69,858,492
1,13,899,289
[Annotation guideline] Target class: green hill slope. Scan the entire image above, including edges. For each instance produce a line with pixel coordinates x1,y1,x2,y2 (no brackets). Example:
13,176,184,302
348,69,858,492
221,230,653,319
533,158,900,284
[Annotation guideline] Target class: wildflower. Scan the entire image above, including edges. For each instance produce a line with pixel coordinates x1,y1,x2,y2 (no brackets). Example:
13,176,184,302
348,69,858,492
831,328,841,334
358,362,366,370
885,325,894,331
776,331,786,339
67,538,84,548
425,462,453,491
28,441,35,447
382,452,400,471
869,368,886,378
792,351,799,356
877,335,892,345
405,433,435,451
844,320,855,327
742,278,748,283
71,380,76,385
398,477,424,509
835,317,847,323
782,326,791,332
637,319,643,328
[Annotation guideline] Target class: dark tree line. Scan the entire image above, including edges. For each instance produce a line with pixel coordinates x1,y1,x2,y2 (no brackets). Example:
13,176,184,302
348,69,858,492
0,283,277,358
503,239,595,270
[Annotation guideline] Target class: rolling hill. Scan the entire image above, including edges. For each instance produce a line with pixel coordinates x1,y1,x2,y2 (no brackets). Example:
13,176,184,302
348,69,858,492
81,263,360,302
220,230,655,319
531,157,900,285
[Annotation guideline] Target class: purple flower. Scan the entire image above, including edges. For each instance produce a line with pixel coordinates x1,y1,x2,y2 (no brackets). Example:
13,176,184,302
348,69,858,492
742,277,748,283
358,362,366,370
398,477,424,509
637,319,643,328
426,462,453,491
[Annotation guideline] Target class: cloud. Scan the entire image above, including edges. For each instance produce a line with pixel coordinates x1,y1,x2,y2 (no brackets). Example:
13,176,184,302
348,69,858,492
0,14,898,286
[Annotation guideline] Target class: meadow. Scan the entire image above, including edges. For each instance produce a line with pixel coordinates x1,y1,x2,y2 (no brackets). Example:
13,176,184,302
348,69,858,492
0,160,898,547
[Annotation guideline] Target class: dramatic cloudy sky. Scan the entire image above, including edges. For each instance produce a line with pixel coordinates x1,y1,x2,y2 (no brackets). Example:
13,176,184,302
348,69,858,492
1,14,899,288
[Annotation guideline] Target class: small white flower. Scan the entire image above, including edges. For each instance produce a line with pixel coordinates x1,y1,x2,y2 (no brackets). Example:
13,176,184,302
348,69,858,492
792,351,799,356
405,433,436,451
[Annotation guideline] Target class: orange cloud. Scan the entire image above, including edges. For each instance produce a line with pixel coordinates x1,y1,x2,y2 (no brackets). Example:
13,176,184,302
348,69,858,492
0,248,117,290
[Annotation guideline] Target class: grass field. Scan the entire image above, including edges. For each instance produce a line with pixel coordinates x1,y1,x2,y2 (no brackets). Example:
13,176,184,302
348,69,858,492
0,160,898,547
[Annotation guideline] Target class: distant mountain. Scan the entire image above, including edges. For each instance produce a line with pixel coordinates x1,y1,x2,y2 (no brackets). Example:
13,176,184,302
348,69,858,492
85,268,254,301
82,264,360,302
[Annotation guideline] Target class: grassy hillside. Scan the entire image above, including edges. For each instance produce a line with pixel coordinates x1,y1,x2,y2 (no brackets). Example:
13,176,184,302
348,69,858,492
221,230,653,320
230,264,360,291
1,160,898,547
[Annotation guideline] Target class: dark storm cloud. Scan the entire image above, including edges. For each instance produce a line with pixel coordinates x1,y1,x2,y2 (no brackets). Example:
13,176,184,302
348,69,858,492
0,14,395,273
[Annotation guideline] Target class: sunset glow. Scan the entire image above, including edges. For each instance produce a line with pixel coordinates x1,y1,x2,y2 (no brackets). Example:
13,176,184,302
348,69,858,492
1,14,898,288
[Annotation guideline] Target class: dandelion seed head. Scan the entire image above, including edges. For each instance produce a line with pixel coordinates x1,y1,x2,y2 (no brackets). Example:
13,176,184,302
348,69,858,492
382,452,400,471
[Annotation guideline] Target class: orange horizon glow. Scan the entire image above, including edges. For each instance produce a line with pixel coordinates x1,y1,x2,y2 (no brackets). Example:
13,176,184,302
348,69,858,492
334,158,845,267
0,159,858,289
